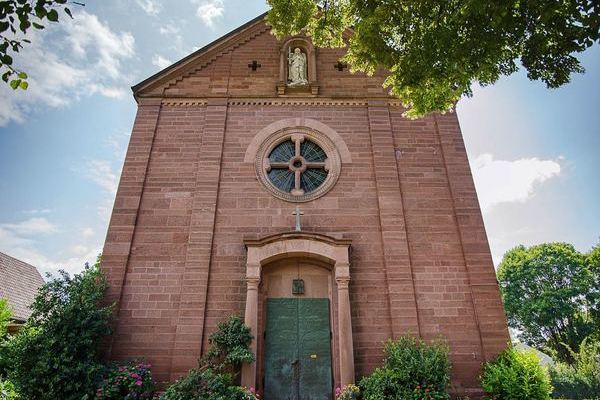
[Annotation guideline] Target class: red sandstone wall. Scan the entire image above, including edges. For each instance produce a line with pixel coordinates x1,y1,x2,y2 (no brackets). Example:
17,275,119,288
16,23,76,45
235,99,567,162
101,19,509,394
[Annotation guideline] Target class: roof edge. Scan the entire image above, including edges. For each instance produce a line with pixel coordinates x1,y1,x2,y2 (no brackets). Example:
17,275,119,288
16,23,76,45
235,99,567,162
131,11,269,97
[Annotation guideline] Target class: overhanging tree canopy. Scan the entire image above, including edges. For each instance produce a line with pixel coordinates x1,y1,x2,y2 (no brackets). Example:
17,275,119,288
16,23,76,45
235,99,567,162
267,0,599,118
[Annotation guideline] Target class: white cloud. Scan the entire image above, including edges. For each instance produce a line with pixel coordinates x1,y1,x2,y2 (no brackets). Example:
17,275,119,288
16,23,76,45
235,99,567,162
71,244,89,255
135,0,162,16
82,227,95,238
0,11,135,126
64,12,135,79
23,209,52,215
193,0,225,27
471,153,561,212
159,23,180,35
1,217,58,236
0,219,101,276
83,159,119,195
105,130,130,160
152,54,173,70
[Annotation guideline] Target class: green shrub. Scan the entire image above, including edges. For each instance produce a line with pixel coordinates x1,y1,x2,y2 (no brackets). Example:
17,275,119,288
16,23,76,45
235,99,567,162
6,259,113,400
335,383,360,400
550,338,600,399
0,379,19,400
359,335,451,400
96,361,156,399
0,299,12,379
161,367,247,400
0,300,10,340
480,346,552,400
205,315,254,369
161,316,256,400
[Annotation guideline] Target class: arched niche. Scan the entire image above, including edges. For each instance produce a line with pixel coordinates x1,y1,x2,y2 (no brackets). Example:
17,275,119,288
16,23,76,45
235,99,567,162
277,36,319,95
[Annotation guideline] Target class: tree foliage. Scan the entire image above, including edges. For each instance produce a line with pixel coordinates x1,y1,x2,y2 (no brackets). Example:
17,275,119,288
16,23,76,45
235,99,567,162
6,258,113,400
0,299,13,379
266,0,599,118
0,299,11,339
550,337,600,399
0,0,78,90
497,243,599,364
480,346,552,400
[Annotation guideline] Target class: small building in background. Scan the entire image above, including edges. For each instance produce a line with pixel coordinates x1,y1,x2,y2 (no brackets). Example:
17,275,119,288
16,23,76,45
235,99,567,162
0,252,45,334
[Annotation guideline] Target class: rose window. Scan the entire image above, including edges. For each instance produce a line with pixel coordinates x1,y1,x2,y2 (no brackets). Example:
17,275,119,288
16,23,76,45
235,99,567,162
256,130,341,203
266,136,329,196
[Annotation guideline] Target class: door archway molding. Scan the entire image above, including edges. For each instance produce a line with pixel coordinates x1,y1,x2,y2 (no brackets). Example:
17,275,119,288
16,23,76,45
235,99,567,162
241,232,355,389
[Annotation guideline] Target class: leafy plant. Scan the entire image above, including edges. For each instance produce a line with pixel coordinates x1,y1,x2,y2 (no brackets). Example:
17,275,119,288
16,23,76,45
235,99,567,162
412,384,450,400
480,346,552,400
161,315,256,400
206,315,254,369
0,0,81,90
0,299,12,378
96,361,156,400
0,299,10,339
336,383,360,400
6,257,113,400
160,367,250,400
550,338,600,399
0,378,19,400
497,243,599,363
267,0,599,118
359,334,450,400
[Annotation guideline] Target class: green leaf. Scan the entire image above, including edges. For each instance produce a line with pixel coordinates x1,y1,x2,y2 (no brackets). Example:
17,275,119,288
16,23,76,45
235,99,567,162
10,79,20,89
35,6,47,19
32,22,45,29
2,54,13,65
47,9,59,22
19,80,28,90
17,72,27,79
64,7,72,19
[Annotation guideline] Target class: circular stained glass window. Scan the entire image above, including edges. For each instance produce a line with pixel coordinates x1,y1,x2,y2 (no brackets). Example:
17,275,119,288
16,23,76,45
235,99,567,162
255,130,341,202
267,139,329,195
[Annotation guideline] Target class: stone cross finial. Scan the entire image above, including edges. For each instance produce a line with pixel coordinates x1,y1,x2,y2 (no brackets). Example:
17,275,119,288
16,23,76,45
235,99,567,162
292,206,304,232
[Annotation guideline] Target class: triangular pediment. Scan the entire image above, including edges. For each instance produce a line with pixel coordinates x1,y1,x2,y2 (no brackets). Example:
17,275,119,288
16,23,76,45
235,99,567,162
132,12,270,98
133,13,388,100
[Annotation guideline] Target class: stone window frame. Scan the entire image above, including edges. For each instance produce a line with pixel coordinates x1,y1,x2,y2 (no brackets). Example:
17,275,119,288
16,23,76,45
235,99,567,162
255,127,342,203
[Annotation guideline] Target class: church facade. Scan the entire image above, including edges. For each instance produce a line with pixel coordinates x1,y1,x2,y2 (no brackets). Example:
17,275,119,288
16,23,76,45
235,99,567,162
102,13,510,398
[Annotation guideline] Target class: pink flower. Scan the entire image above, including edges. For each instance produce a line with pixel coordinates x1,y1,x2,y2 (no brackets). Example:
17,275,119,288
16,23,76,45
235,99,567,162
249,386,256,394
135,380,143,386
130,373,141,379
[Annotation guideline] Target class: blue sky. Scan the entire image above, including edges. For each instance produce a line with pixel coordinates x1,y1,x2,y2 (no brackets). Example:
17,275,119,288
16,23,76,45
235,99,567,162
0,0,598,276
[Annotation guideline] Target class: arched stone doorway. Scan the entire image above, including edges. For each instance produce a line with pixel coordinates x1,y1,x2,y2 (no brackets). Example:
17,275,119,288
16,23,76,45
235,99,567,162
241,232,354,398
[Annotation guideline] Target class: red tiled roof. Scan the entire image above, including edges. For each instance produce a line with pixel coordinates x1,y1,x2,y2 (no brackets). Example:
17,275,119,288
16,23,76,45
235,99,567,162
0,252,45,322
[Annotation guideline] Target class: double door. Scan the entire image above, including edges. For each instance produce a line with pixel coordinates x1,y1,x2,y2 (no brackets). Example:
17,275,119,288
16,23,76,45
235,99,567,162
264,298,333,400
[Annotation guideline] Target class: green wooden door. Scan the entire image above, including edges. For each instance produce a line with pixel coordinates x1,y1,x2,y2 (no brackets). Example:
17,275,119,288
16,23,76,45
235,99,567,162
264,298,332,400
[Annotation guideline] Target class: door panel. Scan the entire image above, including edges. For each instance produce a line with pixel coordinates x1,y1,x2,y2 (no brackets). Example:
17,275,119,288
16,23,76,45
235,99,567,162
298,299,332,399
264,298,332,400
264,299,299,400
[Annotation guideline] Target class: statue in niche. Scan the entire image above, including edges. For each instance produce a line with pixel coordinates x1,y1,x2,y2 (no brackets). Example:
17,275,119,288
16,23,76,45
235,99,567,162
288,47,308,86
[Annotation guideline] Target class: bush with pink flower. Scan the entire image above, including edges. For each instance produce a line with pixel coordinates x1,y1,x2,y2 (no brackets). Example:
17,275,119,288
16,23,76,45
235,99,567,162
335,383,360,400
239,386,261,399
96,361,156,399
